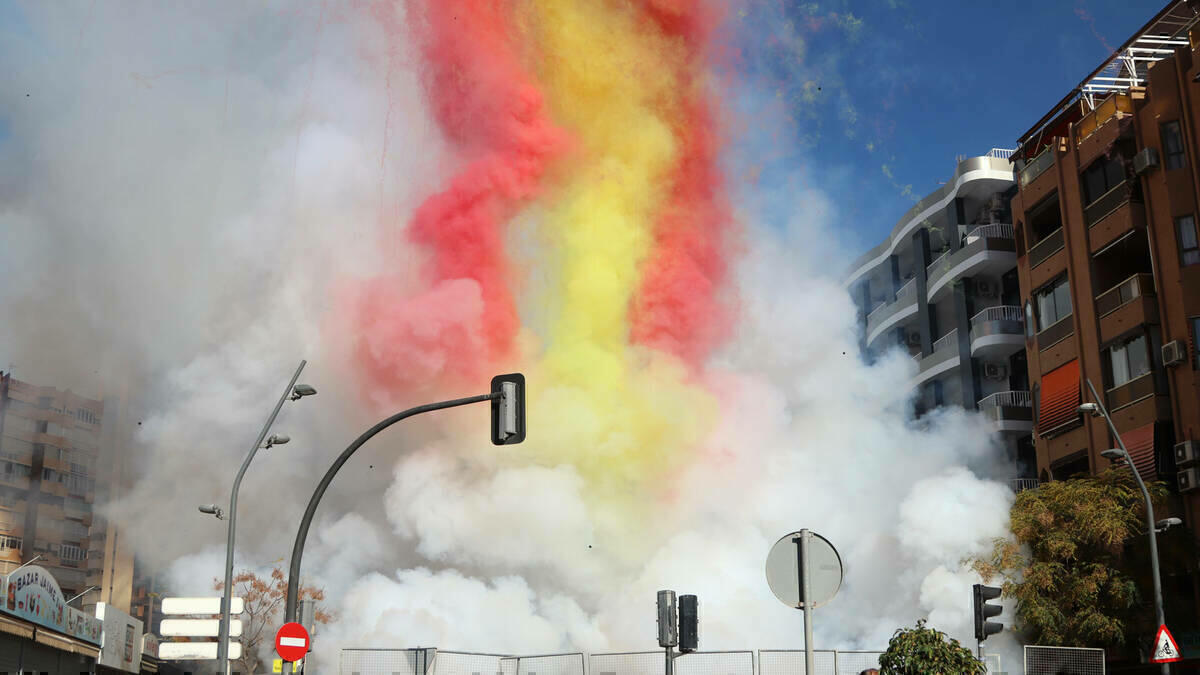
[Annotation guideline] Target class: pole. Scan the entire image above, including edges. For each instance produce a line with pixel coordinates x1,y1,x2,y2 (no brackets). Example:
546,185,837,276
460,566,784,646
665,647,674,675
795,530,814,675
280,391,501,675
1086,379,1168,674
217,360,306,675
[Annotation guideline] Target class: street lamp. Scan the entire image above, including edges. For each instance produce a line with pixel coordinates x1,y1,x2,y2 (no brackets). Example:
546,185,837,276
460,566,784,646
217,360,312,675
1157,517,1183,533
66,585,98,605
278,373,525,675
199,504,225,520
1082,378,1168,675
264,434,290,449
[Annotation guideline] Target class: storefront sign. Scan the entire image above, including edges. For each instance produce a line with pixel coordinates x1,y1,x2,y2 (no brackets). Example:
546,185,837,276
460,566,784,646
1,565,102,645
97,602,143,672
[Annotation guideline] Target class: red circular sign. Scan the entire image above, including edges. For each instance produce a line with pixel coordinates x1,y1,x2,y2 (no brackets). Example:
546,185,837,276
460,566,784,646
275,622,310,662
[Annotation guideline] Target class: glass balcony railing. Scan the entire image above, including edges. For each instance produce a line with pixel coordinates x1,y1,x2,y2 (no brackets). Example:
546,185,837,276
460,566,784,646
1028,227,1064,267
1019,146,1055,186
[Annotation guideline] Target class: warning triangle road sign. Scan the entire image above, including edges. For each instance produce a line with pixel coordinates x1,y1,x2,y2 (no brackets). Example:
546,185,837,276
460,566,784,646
1152,624,1183,664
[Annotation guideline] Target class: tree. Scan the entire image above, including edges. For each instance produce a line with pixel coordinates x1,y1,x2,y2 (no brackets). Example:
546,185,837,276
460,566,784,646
878,619,985,674
970,468,1169,647
213,566,333,674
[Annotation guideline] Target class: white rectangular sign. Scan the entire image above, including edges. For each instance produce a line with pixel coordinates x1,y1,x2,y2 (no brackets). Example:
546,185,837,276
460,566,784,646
160,618,243,637
96,602,144,673
161,597,244,615
159,641,242,660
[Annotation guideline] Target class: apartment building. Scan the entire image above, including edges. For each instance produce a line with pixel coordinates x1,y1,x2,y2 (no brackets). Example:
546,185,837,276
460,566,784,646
0,371,136,615
1009,0,1200,638
846,152,1035,479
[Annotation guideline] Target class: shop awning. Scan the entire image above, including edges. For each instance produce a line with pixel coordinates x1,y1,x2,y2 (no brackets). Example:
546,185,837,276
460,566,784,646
34,627,100,659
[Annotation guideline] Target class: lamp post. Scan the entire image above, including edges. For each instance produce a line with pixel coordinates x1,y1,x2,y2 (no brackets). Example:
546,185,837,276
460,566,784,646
1080,378,1167,674
66,585,98,605
216,361,316,675
279,374,525,675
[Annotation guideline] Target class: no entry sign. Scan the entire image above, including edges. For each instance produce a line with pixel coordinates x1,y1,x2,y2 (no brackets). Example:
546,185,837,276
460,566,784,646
275,622,310,662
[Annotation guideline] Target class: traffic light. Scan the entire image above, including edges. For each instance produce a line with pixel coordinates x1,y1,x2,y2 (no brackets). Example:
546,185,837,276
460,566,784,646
679,594,698,653
491,373,526,445
657,590,678,647
973,584,1003,642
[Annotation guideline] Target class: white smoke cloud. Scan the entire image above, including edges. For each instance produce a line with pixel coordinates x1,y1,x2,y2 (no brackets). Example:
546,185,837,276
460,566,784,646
0,2,1023,671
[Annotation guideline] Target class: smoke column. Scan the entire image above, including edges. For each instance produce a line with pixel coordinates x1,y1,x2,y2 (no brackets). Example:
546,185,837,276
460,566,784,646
0,0,1023,669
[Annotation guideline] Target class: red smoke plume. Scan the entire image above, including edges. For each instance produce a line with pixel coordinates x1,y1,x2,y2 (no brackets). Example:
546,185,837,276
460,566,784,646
631,1,734,368
354,1,565,396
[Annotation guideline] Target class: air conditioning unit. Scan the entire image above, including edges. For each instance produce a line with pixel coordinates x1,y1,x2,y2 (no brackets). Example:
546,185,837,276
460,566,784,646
976,281,998,298
1163,340,1187,367
984,363,1009,380
906,332,922,347
1176,440,1200,466
1179,467,1200,493
1133,146,1160,176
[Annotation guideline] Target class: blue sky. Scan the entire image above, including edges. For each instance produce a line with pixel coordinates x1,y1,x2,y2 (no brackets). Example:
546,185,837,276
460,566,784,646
727,0,1159,254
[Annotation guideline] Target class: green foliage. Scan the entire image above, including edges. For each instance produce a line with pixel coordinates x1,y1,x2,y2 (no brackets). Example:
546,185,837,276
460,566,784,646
878,619,985,674
970,468,1169,647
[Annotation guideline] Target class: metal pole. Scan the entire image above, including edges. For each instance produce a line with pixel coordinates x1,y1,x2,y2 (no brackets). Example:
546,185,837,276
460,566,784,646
665,647,673,675
218,360,306,675
1086,379,1168,674
280,391,500,675
795,530,814,675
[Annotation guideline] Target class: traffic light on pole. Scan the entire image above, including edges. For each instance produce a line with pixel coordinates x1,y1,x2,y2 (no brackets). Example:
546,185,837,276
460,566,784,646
973,584,1003,642
491,373,526,445
678,594,698,653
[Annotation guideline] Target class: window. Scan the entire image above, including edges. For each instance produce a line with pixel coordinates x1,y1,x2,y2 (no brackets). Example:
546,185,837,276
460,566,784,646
1163,121,1186,170
1036,276,1073,331
1179,215,1200,267
1025,300,1035,338
1191,317,1200,369
1107,333,1152,387
1082,155,1126,205
0,535,21,550
61,544,84,562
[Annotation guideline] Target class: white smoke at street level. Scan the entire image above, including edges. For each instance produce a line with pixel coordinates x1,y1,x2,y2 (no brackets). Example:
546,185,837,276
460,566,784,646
0,1,1025,670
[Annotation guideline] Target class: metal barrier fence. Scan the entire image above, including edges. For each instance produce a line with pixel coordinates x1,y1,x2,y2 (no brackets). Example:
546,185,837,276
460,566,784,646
759,649,883,675
1024,645,1105,675
344,648,885,675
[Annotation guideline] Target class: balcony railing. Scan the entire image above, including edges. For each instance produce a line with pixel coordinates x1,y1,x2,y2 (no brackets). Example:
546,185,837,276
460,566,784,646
1019,146,1055,186
1095,273,1155,318
965,224,1015,243
927,250,949,277
896,277,916,301
1028,226,1064,267
986,148,1016,160
971,305,1023,327
1105,371,1160,411
933,329,959,354
979,391,1032,408
1010,478,1042,493
1075,93,1133,145
1084,180,1139,227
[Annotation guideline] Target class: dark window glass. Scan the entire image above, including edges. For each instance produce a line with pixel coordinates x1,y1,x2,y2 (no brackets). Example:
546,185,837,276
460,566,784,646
1082,155,1126,205
1163,120,1186,170
1035,276,1072,331
1107,333,1151,387
1191,317,1200,369
1178,215,1200,266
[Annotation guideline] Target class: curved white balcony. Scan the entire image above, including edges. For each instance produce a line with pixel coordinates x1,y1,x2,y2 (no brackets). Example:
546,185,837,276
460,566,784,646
969,305,1025,358
978,390,1033,434
866,278,919,346
926,225,1017,302
912,329,961,387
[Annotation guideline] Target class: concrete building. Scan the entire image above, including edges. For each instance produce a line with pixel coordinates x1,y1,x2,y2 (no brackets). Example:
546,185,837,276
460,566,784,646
1009,0,1200,647
846,151,1036,481
0,371,136,615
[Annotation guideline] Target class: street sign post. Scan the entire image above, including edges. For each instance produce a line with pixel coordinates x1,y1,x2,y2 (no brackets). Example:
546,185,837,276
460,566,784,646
276,622,310,662
1151,624,1182,664
766,529,843,675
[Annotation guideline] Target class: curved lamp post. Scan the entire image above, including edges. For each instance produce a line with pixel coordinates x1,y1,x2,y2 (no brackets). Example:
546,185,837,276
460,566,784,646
279,374,525,674
216,360,317,675
1080,378,1167,675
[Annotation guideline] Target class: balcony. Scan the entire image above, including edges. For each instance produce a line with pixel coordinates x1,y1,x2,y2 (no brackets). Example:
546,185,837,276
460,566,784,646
1105,372,1165,412
1019,145,1055,187
1096,273,1157,344
978,391,1034,433
926,225,1017,301
1028,226,1064,269
1036,314,1074,352
1074,93,1133,146
969,305,1025,358
912,329,961,386
866,278,919,345
1084,180,1141,228
1010,478,1042,493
